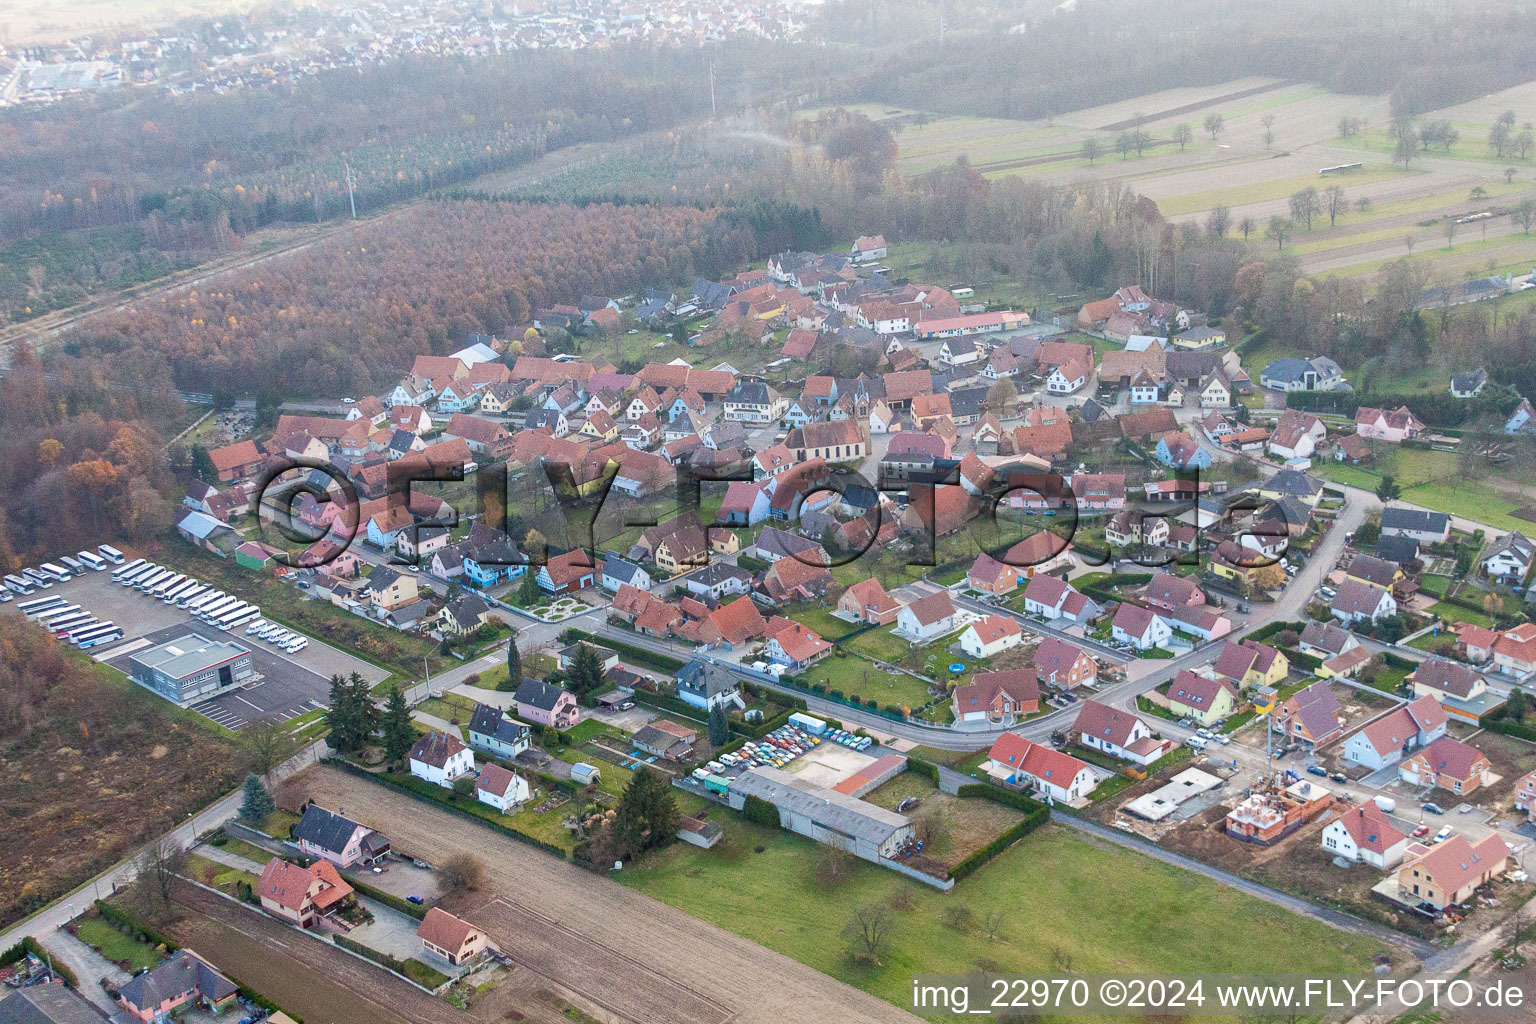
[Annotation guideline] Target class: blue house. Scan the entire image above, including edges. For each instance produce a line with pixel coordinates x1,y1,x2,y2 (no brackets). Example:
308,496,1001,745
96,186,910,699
1154,432,1213,470
782,398,814,429
435,380,482,413
462,534,527,587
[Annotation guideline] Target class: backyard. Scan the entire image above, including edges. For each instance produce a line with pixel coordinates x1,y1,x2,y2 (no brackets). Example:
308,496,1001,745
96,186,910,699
861,772,1026,868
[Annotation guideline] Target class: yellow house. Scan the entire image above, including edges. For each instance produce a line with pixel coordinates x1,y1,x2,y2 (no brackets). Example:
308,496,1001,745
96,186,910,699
1166,670,1239,726
1173,325,1226,350
477,384,517,415
1342,553,1402,592
1214,639,1288,689
579,411,619,443
1198,373,1231,409
1209,540,1260,585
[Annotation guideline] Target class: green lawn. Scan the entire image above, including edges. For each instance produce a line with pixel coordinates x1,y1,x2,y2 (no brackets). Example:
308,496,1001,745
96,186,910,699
1427,601,1495,628
842,625,913,663
619,819,1386,1021
401,959,451,988
785,605,865,641
1312,448,1532,534
796,650,934,711
1155,165,1414,218
74,918,162,971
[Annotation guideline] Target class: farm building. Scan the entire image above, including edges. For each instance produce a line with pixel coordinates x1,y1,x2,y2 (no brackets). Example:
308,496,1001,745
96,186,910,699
726,766,915,865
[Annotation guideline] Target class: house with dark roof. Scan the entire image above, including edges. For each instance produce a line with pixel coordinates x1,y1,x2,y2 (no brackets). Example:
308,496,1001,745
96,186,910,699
1399,735,1491,795
292,803,390,868
0,982,103,1024
952,669,1039,723
677,659,745,711
513,678,579,729
1166,671,1239,726
115,951,239,1022
468,702,532,760
1270,681,1343,747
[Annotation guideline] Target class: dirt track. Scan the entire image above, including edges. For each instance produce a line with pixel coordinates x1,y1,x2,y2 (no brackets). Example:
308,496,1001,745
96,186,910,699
299,765,923,1024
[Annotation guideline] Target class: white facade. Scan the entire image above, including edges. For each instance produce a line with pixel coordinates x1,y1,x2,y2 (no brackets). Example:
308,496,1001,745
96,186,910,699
1113,614,1172,650
410,747,476,788
477,775,531,813
1320,818,1407,870
958,624,1023,658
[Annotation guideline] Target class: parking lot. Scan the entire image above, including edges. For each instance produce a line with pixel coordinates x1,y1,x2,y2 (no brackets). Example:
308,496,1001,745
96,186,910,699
16,566,386,730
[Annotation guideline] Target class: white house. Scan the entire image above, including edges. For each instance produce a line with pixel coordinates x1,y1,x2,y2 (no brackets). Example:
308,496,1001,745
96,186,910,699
984,733,1098,803
1021,575,1099,624
475,764,530,812
939,337,983,367
601,553,653,594
1111,604,1172,650
958,614,1024,658
1046,360,1089,394
1267,409,1326,461
895,590,956,643
1483,532,1535,584
1342,695,1448,771
1073,700,1168,766
1320,804,1409,870
409,730,475,788
1330,580,1398,626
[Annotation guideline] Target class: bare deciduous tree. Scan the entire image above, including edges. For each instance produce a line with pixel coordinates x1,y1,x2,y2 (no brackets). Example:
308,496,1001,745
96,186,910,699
845,903,894,964
136,836,187,922
982,906,1007,940
437,852,486,893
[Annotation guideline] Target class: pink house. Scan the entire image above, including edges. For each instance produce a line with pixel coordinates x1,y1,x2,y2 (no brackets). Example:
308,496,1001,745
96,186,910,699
513,677,580,728
116,951,239,1022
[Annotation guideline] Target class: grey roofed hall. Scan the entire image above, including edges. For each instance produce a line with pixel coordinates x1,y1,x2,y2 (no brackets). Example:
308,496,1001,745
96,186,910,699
292,803,372,854
0,985,104,1024
728,765,909,845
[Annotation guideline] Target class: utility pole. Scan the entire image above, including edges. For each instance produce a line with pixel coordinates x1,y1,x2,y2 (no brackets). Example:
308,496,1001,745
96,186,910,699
344,161,357,220
708,59,717,118
938,0,945,45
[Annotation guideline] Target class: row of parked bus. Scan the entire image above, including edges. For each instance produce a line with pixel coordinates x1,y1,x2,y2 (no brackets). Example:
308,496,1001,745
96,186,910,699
110,558,264,632
15,594,125,648
1,544,125,601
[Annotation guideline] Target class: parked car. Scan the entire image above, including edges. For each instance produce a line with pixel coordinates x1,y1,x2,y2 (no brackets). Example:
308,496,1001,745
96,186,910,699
1433,825,1454,843
406,895,425,905
1411,824,1431,838
1329,772,1348,784
1423,802,1445,815
1307,765,1329,777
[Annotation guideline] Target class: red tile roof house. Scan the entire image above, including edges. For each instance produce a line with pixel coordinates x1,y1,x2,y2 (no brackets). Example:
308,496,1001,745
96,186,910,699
409,729,476,788
1515,768,1536,817
1139,571,1205,613
1034,638,1097,690
968,552,1025,597
1396,833,1513,910
536,548,596,595
764,618,834,671
837,577,902,624
1321,804,1409,870
418,907,490,967
984,733,1098,803
257,856,355,928
208,439,267,483
1021,574,1100,625
895,590,957,643
1073,700,1171,766
1269,681,1344,747
762,556,835,603
1398,735,1492,796
1342,695,1448,771
958,614,1024,658
1111,603,1172,650
952,669,1040,723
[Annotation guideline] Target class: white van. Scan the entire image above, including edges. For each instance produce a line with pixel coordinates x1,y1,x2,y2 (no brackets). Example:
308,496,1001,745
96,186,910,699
1185,735,1209,751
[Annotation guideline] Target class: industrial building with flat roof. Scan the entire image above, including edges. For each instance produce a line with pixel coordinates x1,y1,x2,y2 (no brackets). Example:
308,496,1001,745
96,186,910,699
127,634,255,705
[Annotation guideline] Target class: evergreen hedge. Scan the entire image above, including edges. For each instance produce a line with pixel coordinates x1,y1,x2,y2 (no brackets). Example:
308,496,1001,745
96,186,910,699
947,787,1050,880
561,629,684,672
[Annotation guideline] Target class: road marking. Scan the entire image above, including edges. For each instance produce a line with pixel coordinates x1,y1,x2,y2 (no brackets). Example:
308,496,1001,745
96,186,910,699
481,654,500,664
235,695,264,711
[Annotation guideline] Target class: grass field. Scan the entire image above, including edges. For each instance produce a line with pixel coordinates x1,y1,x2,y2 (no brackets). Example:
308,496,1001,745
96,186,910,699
1312,446,1533,533
796,650,934,711
619,818,1387,1021
74,917,162,971
1153,165,1414,218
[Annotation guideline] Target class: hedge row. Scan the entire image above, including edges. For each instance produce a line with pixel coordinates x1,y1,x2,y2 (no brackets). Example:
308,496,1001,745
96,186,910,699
736,554,770,574
1484,719,1536,742
1245,620,1304,643
94,899,179,952
1382,651,1417,671
1279,647,1322,672
1,936,80,989
561,629,684,673
347,876,428,920
741,794,778,826
333,932,437,982
906,757,940,784
321,758,571,860
947,790,1050,881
